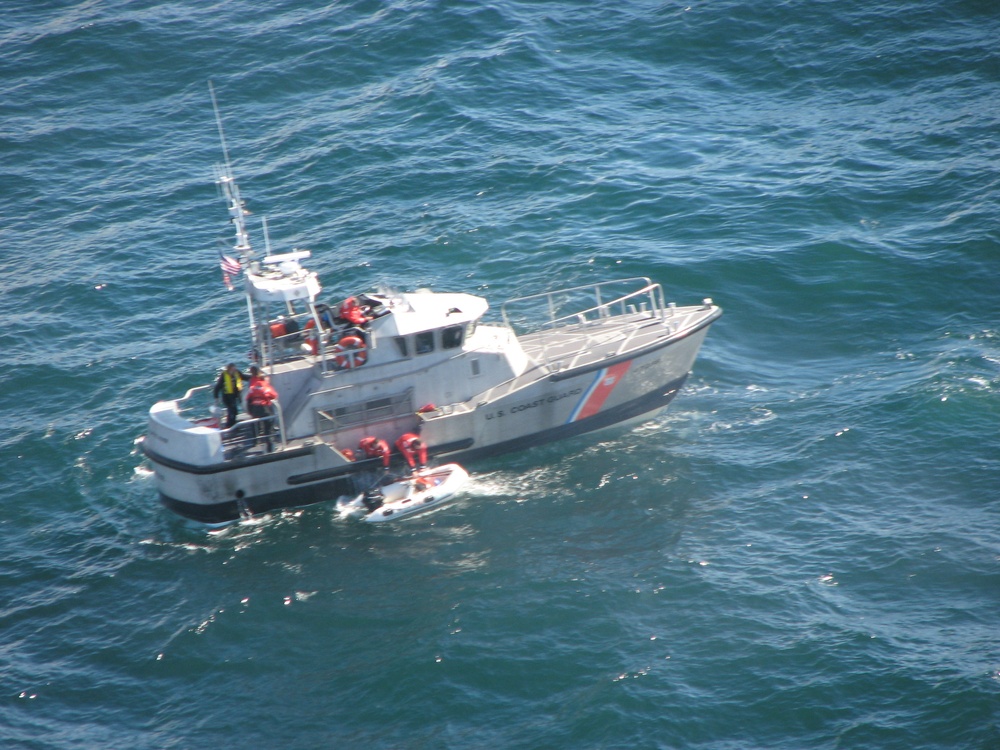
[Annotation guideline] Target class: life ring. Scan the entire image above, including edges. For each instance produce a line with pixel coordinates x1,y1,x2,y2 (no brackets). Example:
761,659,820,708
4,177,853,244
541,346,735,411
333,335,367,369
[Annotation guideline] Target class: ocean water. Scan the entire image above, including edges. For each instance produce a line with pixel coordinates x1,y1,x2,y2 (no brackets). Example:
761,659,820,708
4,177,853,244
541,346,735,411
2,1,999,747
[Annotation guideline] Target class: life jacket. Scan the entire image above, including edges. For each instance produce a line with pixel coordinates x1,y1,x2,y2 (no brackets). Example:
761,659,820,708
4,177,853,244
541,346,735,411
222,371,242,395
246,377,277,408
395,433,427,469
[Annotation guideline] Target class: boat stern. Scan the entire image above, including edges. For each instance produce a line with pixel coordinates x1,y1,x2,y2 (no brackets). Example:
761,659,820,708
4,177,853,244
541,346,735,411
143,399,225,467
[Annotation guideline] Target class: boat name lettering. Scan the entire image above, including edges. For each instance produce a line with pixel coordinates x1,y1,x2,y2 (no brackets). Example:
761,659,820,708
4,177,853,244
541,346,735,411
486,388,583,419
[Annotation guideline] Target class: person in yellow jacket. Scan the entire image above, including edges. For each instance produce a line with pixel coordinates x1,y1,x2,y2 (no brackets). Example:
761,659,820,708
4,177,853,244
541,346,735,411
213,363,248,428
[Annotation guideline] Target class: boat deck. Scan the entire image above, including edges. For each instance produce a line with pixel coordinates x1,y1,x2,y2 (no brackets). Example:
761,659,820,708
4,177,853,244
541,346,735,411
469,302,717,408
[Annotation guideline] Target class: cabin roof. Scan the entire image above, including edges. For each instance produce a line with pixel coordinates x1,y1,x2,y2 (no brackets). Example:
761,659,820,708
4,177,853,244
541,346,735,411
377,291,487,336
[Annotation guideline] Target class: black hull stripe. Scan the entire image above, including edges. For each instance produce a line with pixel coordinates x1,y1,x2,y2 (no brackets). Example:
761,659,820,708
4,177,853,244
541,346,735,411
160,472,363,525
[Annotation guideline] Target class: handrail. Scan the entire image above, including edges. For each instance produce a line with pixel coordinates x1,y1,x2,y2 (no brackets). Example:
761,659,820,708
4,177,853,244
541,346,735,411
176,384,213,405
499,279,669,371
218,413,283,456
543,284,665,331
171,382,286,452
501,277,664,331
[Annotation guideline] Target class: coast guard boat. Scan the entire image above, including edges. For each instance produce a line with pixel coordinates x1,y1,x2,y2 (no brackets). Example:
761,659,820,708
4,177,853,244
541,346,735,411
140,109,721,524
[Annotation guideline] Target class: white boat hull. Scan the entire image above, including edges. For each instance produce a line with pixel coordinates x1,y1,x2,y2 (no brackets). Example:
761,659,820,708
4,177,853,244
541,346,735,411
338,464,469,523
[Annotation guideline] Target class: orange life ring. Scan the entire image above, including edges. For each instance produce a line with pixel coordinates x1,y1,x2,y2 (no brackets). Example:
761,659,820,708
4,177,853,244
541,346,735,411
333,335,367,369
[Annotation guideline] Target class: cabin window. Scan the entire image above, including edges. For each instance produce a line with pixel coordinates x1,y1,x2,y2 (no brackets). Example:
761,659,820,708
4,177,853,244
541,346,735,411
415,331,435,355
470,358,481,377
394,337,409,357
442,325,464,349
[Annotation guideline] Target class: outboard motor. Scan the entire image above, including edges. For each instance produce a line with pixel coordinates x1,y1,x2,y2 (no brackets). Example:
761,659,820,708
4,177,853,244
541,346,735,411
362,487,384,512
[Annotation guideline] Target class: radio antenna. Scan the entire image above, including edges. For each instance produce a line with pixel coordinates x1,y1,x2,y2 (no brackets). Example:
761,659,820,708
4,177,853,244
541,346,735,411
209,81,253,258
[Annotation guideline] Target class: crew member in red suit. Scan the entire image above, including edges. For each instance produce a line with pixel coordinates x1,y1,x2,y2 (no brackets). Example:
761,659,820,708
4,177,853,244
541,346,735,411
395,433,427,470
358,436,391,468
339,297,369,327
245,365,278,451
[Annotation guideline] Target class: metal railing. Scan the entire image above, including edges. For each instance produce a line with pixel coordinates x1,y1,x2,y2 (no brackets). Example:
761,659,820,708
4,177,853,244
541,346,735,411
170,383,287,455
496,278,672,374
314,389,414,436
219,414,282,457
500,277,667,334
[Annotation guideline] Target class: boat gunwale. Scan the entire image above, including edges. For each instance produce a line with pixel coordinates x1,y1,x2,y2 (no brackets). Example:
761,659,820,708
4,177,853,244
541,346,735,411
140,439,315,475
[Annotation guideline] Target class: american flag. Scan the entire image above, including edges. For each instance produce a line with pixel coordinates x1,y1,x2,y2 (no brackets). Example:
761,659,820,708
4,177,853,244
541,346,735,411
219,252,241,290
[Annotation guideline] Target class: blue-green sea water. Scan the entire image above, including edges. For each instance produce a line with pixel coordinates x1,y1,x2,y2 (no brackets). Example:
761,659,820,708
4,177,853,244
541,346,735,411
2,1,999,747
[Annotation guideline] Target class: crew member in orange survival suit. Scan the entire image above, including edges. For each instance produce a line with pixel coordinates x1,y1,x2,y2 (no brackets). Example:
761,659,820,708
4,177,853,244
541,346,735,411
395,433,427,470
358,436,391,468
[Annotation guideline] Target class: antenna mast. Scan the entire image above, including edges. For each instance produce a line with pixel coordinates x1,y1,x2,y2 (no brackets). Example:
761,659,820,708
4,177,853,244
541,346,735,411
209,81,253,260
